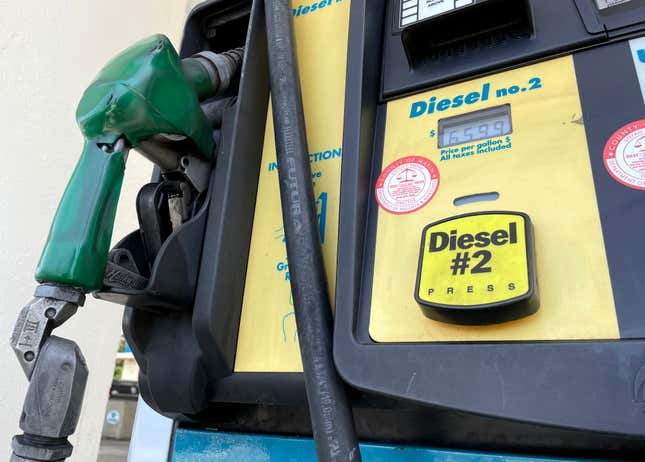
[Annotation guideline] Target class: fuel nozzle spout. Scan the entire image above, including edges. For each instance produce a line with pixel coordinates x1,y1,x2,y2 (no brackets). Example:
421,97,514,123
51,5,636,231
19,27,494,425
181,47,245,101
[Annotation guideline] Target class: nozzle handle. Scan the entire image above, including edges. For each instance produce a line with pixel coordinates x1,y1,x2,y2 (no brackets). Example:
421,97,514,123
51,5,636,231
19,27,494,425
35,140,126,290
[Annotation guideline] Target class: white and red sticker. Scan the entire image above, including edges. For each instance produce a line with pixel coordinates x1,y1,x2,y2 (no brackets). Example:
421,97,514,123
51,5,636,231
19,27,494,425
604,120,645,190
375,156,440,214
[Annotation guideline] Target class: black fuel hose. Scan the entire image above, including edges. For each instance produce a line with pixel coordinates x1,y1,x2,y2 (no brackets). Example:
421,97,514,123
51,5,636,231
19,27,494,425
264,1,362,461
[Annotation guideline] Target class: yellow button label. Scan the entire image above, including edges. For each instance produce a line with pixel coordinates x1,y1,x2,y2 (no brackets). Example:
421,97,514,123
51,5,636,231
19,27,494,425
416,212,533,308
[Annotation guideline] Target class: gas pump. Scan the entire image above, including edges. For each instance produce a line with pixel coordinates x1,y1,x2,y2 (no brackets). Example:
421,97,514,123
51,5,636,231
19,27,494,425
9,0,645,461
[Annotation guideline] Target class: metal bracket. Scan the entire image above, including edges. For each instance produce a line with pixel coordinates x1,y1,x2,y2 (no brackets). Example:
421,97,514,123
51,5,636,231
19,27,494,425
11,297,79,379
11,336,88,462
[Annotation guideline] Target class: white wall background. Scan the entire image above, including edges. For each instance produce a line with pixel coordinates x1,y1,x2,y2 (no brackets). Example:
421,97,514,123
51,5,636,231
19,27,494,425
0,1,191,460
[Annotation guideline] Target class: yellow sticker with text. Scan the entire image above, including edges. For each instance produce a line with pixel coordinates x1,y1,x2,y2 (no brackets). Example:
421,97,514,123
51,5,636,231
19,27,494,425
415,212,537,325
417,212,531,306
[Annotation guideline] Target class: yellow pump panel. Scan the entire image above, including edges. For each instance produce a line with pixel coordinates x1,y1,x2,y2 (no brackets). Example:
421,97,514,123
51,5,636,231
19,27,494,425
234,0,351,373
236,9,619,366
369,56,620,343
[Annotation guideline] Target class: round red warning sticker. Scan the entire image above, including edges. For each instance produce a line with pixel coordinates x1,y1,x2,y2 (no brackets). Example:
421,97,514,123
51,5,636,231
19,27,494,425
375,156,440,215
604,120,645,190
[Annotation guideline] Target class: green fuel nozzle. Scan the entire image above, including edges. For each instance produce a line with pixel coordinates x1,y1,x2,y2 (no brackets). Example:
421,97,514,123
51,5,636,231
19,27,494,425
35,34,243,290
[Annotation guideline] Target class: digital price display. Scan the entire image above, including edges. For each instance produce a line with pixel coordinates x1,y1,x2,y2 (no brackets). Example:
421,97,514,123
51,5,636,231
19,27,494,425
438,104,512,148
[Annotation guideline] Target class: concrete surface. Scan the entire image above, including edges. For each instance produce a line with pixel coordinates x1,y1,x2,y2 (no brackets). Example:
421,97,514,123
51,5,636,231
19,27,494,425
98,438,130,462
102,398,138,440
0,1,190,461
